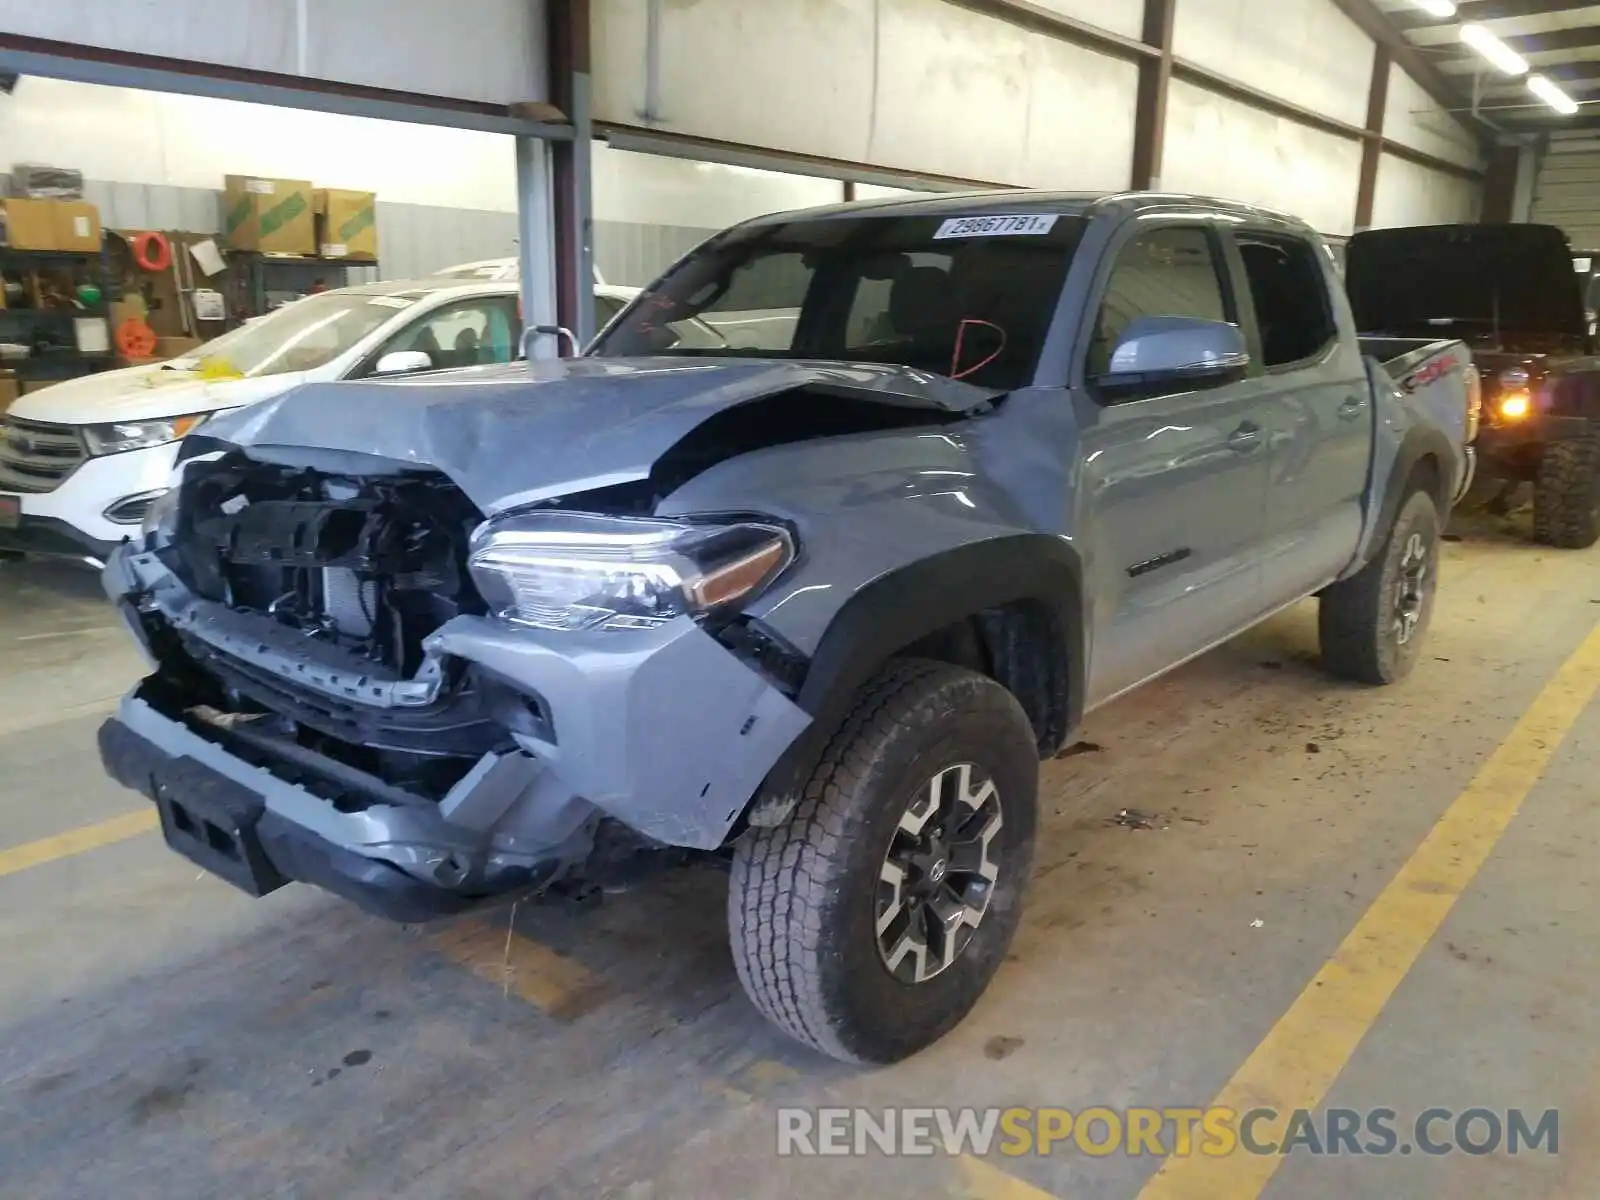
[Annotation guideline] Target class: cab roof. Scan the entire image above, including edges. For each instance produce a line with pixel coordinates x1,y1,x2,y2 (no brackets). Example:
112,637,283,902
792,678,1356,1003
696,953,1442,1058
742,189,1316,233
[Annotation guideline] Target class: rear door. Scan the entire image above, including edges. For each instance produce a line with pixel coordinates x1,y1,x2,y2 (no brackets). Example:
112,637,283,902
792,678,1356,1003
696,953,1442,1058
1077,218,1273,706
1225,229,1371,604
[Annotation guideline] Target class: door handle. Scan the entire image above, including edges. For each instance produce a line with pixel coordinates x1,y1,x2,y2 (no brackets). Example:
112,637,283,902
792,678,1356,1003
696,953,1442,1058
1338,396,1368,421
1227,422,1264,453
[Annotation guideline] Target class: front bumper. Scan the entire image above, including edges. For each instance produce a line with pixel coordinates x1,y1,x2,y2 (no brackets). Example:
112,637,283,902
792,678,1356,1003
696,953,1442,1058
0,513,118,564
100,718,483,922
100,539,815,917
1,441,179,561
98,687,596,921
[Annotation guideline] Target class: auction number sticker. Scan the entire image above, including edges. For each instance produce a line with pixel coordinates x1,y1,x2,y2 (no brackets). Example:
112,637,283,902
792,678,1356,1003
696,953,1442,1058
934,214,1059,239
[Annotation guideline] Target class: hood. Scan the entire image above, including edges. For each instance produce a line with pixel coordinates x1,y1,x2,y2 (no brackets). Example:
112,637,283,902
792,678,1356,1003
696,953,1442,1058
201,356,998,513
7,362,310,424
1346,225,1588,349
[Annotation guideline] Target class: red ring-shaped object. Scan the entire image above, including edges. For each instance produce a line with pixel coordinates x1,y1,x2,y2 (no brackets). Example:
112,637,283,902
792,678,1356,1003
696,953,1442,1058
130,231,172,273
115,317,158,360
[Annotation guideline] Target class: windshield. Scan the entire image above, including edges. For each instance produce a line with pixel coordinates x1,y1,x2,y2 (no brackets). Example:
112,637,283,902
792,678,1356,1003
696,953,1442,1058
175,291,418,378
591,212,1086,390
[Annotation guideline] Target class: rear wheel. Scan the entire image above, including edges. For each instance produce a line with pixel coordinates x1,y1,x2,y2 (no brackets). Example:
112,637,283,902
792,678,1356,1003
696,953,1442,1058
1532,432,1600,549
1319,489,1441,685
728,660,1038,1063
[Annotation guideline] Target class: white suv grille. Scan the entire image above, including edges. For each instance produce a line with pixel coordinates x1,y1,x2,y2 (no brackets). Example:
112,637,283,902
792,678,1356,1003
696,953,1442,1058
0,416,89,494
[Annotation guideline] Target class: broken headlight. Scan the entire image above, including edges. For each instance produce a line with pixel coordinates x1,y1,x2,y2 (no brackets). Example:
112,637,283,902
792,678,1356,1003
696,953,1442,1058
468,512,795,632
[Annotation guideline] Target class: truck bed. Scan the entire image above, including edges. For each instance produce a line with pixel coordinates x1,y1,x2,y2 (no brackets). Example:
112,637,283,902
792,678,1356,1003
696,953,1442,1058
1358,336,1467,381
1358,335,1479,504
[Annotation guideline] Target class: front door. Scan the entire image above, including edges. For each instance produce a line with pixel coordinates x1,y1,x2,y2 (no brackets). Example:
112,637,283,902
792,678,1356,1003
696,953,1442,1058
1077,220,1273,706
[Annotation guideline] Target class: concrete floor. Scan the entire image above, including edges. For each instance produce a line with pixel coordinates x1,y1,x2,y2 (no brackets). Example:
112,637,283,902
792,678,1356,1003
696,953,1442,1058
1,509,1597,1199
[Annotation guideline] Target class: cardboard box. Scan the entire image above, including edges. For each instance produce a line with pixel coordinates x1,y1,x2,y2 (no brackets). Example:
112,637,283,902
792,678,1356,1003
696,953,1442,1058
315,189,378,260
1,197,58,250
0,373,19,412
223,175,315,255
53,200,102,252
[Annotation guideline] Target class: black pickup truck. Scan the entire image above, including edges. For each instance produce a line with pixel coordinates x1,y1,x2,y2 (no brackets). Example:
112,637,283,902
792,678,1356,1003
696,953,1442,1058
1347,223,1600,548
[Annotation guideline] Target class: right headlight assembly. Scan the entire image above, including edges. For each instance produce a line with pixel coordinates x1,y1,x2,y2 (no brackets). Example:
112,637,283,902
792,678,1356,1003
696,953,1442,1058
467,511,796,632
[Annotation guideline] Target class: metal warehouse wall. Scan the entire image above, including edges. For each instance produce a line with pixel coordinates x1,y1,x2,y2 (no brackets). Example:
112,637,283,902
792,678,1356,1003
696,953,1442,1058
591,0,1485,237
592,0,1141,192
1533,134,1600,251
0,0,548,109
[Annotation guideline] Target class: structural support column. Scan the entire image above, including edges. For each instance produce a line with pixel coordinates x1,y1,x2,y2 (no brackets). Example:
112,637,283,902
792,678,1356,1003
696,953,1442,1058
516,134,561,359
1131,0,1176,191
548,0,596,348
1354,43,1391,232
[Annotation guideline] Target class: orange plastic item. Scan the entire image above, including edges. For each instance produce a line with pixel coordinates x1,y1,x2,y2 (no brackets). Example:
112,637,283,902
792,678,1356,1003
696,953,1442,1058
130,231,172,273
115,317,158,360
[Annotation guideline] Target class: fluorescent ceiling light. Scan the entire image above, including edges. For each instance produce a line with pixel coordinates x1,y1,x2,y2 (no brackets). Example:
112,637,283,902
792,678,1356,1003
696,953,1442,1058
1460,23,1529,76
1529,73,1580,116
1412,0,1456,16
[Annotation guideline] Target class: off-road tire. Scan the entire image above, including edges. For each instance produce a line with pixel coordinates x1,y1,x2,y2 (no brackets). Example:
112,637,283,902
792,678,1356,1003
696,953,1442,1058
1532,432,1600,549
1319,489,1441,685
728,659,1038,1063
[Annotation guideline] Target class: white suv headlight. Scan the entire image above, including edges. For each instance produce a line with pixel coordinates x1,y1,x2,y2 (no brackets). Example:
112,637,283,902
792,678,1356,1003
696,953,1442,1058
83,413,209,456
468,512,795,632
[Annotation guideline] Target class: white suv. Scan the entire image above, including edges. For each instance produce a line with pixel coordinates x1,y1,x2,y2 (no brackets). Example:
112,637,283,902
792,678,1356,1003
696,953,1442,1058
0,276,531,564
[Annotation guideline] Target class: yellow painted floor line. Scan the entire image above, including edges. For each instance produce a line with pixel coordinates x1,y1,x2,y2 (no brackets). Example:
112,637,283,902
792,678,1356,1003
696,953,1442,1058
0,808,159,879
1137,619,1600,1200
428,916,602,1019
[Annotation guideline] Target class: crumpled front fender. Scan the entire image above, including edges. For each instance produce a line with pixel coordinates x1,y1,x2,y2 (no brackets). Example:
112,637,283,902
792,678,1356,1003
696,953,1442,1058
425,615,812,849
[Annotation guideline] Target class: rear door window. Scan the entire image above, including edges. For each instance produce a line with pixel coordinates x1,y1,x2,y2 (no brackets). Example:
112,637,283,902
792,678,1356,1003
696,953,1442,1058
1233,233,1337,369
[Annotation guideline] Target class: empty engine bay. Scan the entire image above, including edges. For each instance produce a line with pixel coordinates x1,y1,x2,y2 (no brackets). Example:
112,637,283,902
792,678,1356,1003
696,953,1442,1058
170,457,484,676
133,456,540,807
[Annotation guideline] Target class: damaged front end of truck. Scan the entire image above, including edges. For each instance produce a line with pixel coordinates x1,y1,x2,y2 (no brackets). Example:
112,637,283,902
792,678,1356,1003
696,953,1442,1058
95,356,993,920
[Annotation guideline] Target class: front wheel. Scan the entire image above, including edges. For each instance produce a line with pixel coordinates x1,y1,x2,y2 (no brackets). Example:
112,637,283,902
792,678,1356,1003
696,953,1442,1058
728,660,1038,1064
1319,488,1441,685
1532,432,1600,549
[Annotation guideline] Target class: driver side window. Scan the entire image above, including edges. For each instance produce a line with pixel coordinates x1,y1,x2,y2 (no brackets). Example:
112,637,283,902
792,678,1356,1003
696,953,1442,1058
1088,226,1229,379
377,297,521,373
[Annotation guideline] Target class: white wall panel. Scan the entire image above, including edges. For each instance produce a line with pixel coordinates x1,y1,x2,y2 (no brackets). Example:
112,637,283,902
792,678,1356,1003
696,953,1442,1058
592,0,1136,189
0,0,545,106
592,144,843,226
1162,80,1363,236
591,0,879,165
1531,138,1600,248
0,77,519,210
871,0,1035,182
1027,0,1143,40
1383,65,1482,171
1015,34,1138,189
1370,154,1481,229
1173,0,1372,128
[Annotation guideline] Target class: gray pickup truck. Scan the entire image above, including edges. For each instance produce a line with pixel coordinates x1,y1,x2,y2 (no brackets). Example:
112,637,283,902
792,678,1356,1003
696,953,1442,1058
97,192,1475,1064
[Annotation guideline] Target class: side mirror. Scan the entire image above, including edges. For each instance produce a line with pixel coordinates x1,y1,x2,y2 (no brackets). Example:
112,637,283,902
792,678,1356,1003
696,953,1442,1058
1097,316,1248,395
374,350,434,376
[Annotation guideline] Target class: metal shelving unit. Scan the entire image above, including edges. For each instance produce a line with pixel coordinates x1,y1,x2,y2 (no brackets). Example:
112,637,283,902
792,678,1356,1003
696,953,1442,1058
0,244,115,386
223,252,379,324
